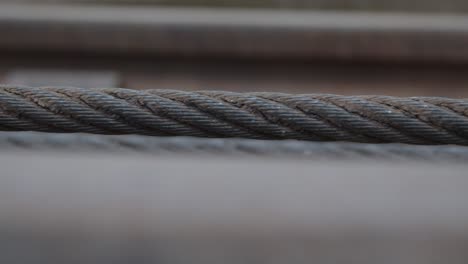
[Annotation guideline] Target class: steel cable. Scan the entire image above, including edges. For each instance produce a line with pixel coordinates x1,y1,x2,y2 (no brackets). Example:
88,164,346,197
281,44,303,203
0,85,467,145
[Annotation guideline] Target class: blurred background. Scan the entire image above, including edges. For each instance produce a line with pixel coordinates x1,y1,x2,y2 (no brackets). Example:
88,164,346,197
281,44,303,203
0,0,467,96
4,0,468,12
1,1,468,263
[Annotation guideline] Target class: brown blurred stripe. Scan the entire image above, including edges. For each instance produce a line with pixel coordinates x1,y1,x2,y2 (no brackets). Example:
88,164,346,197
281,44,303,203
3,0,468,13
1,4,468,63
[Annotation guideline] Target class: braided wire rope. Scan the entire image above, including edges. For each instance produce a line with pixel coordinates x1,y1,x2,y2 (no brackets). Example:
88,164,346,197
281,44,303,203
0,85,467,145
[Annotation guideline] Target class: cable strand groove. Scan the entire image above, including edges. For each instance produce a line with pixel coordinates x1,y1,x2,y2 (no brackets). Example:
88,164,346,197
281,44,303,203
0,85,467,145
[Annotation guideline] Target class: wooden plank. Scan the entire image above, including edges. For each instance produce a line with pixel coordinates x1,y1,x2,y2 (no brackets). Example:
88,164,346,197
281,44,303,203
1,4,468,63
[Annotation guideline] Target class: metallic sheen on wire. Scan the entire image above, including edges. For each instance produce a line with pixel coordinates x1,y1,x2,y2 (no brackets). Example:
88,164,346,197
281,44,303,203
0,85,467,145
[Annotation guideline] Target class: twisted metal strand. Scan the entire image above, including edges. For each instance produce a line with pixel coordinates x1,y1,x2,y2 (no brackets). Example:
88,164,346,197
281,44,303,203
0,85,468,145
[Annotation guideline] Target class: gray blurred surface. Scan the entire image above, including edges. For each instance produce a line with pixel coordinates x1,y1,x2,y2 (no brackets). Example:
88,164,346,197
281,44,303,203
5,69,120,88
0,152,467,263
1,132,468,162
